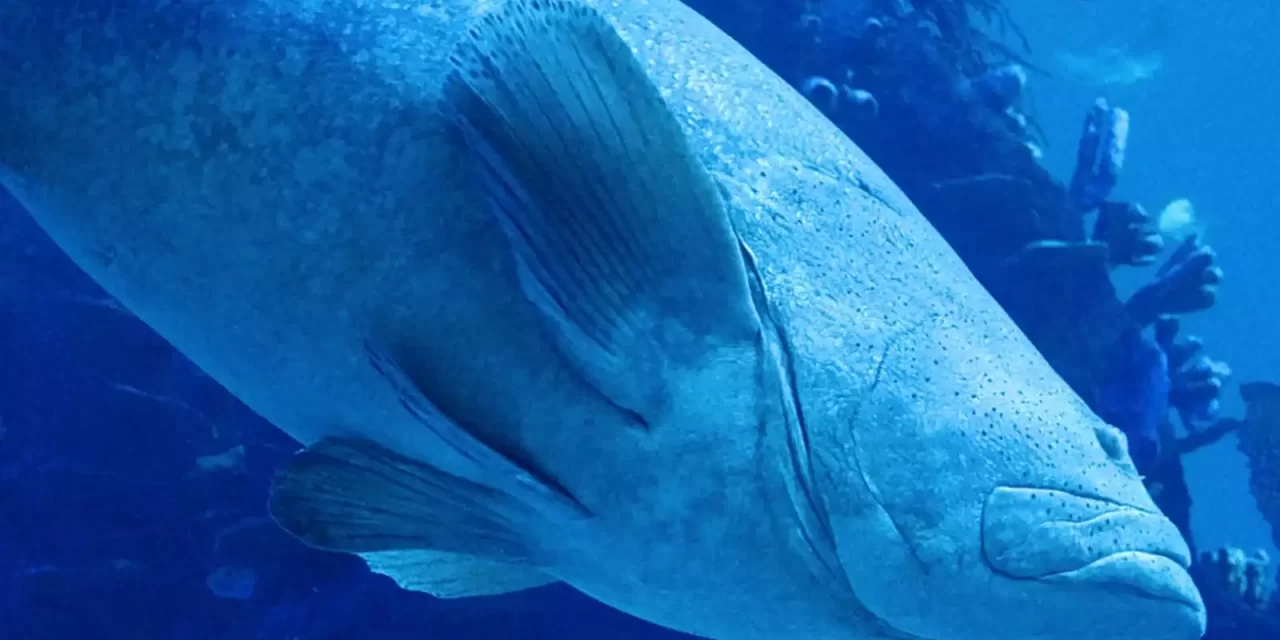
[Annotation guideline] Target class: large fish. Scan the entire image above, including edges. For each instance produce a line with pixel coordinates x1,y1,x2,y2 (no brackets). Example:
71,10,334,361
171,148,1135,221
0,0,1205,638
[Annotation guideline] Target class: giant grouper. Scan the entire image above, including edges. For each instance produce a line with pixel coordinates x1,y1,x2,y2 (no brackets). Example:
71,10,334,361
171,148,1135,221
0,0,1205,638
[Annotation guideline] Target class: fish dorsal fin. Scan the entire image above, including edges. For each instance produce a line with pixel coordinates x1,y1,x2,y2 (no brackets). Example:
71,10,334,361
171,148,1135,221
445,0,760,424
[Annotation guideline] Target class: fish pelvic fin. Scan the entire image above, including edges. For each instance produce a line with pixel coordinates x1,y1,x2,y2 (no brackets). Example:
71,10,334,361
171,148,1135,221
268,345,591,575
270,437,535,561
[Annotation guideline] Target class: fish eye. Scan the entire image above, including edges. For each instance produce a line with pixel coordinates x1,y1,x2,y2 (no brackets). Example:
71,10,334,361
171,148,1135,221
1094,423,1131,463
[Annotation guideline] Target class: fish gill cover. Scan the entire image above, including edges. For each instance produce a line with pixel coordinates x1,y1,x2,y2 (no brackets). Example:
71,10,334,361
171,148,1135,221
1,0,1277,638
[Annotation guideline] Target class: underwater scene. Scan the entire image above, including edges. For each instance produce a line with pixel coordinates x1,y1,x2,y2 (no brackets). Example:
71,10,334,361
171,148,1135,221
1,0,1277,638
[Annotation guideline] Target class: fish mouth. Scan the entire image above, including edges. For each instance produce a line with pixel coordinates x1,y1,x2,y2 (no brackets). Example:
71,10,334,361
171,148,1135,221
982,486,1200,608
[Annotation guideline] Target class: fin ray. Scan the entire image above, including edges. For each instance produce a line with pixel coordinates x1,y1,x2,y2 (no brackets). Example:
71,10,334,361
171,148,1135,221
359,549,555,599
268,345,589,564
445,0,760,421
268,437,534,561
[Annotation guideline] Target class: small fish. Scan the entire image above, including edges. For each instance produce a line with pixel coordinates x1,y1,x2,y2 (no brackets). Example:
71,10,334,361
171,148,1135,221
1157,198,1200,242
1054,3,1171,87
1055,47,1165,87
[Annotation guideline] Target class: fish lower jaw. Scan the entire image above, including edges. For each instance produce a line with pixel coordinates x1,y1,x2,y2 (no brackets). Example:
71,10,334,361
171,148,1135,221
1041,550,1203,609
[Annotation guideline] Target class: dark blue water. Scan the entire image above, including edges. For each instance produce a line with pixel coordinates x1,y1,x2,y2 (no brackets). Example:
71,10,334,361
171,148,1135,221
2,1,1276,638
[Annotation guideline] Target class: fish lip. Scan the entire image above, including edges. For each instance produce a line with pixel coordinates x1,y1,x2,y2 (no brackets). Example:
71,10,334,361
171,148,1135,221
1038,551,1202,609
981,486,1194,581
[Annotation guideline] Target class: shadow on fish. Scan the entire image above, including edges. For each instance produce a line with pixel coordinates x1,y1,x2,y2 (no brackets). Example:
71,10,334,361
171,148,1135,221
0,0,1205,638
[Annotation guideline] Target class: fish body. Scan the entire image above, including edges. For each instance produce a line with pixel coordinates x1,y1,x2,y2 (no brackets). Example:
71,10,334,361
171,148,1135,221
0,1,1204,639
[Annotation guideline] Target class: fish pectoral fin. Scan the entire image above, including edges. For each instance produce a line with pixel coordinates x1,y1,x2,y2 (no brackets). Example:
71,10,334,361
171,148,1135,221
358,550,556,599
269,437,542,563
445,0,761,422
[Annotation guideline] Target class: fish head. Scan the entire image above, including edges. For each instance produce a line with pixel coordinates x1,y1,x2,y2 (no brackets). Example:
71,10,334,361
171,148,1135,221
797,315,1204,640
727,157,1204,639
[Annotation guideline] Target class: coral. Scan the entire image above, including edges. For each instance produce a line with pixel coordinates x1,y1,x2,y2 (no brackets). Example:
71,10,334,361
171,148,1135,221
1194,547,1274,610
799,73,880,120
1069,99,1128,212
1096,326,1168,470
1127,235,1224,325
961,63,1026,111
1156,316,1232,426
895,0,1035,77
1236,382,1280,551
1092,201,1164,267
1192,547,1280,640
